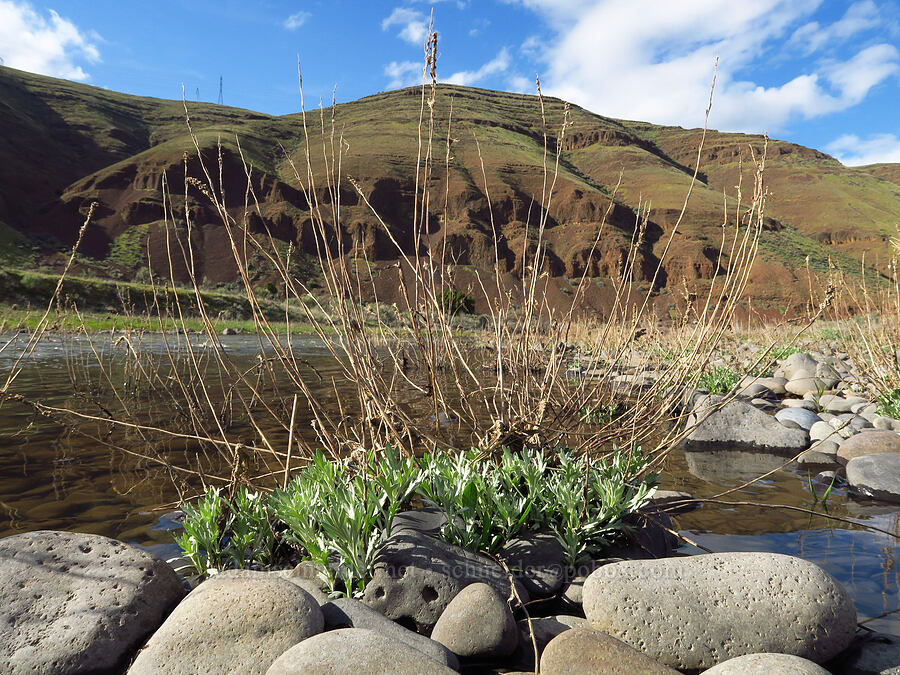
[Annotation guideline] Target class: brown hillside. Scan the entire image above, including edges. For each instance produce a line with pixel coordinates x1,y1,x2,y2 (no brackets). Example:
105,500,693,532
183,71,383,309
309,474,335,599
0,65,896,316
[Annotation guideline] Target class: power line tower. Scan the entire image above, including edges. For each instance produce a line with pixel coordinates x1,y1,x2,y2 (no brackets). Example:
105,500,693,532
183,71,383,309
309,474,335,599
217,76,223,105
195,87,200,101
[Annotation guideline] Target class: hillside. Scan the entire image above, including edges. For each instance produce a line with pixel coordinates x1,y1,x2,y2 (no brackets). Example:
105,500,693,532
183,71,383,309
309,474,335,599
0,65,897,317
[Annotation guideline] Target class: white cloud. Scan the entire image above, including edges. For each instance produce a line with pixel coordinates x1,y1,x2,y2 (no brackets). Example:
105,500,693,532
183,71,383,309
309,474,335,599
283,11,311,30
0,1,100,80
445,48,511,86
791,1,880,54
827,133,900,166
382,7,429,46
384,60,422,88
503,0,900,133
822,43,900,104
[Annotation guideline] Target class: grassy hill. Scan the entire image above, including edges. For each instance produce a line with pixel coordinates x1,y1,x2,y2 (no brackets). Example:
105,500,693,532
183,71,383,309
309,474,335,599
0,64,896,316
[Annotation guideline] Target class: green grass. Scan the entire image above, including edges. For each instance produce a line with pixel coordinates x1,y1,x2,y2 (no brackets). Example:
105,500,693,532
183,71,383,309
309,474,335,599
877,389,900,419
696,366,741,394
0,305,316,334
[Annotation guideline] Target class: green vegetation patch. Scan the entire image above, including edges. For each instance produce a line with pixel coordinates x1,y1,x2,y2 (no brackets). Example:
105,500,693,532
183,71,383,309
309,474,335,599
108,223,150,268
877,389,900,419
696,366,741,394
0,222,36,267
174,445,657,597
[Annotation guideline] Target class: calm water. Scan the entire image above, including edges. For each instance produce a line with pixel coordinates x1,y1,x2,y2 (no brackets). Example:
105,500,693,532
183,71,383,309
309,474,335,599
1,333,898,633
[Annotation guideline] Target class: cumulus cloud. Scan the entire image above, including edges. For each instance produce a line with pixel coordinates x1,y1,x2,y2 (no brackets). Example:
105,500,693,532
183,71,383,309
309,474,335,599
283,11,311,30
0,0,100,80
445,48,511,85
504,0,900,133
827,133,900,166
382,7,429,46
384,60,422,88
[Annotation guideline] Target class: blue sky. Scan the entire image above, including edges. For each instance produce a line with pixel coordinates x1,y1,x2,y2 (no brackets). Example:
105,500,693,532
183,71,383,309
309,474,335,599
1,0,899,165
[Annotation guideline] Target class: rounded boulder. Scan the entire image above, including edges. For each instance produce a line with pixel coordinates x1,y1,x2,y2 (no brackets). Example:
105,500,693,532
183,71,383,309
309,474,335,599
265,628,458,674
431,582,518,659
0,531,184,674
128,570,323,674
582,552,856,671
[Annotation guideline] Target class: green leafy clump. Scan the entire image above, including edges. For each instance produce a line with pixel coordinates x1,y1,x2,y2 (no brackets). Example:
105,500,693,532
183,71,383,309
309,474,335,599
174,486,276,576
269,447,420,598
439,288,475,316
877,388,900,419
696,366,741,394
418,446,657,566
174,445,656,594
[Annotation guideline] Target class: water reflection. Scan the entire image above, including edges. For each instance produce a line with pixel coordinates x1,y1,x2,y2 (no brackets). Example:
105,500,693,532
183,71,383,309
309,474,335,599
667,444,900,633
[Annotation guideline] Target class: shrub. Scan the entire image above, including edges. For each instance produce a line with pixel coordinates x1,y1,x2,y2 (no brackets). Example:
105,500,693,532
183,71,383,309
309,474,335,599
174,445,657,591
439,288,475,316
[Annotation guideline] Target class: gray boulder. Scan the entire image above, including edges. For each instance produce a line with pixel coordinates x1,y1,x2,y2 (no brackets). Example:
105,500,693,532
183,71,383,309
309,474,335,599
703,653,830,673
362,530,520,632
518,615,587,652
129,570,323,675
431,582,518,659
819,393,854,413
837,431,900,464
785,375,831,396
0,530,184,675
847,453,900,503
810,420,844,443
775,407,821,431
797,442,840,466
582,552,857,670
265,628,457,674
500,533,566,597
781,352,819,379
321,597,458,669
558,558,623,611
539,627,678,674
685,399,809,454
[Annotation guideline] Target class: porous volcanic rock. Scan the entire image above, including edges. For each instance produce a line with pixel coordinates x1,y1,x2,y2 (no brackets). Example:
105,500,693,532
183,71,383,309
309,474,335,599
430,582,518,659
265,628,458,674
837,430,900,464
128,570,323,675
362,530,520,632
0,530,184,675
685,399,809,454
539,627,678,674
702,652,831,674
500,532,566,597
847,453,900,503
582,553,857,670
321,597,458,669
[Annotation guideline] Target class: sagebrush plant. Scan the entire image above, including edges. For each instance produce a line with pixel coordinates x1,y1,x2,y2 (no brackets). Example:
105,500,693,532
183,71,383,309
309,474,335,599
269,447,420,597
174,486,276,576
175,444,656,588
